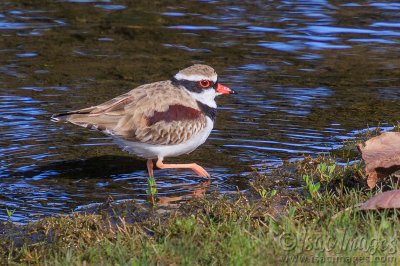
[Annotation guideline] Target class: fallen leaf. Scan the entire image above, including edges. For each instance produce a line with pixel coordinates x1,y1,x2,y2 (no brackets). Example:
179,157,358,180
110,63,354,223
359,190,400,210
357,132,400,188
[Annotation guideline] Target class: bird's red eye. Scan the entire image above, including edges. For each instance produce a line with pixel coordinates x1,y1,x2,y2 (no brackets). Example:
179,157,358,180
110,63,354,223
199,80,211,88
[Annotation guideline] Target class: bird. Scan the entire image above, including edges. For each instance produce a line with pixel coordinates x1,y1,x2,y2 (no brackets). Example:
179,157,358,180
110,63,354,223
51,64,235,179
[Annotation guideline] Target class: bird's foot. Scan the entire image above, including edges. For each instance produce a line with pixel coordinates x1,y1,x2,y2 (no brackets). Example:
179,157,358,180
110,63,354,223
156,160,211,178
190,163,211,178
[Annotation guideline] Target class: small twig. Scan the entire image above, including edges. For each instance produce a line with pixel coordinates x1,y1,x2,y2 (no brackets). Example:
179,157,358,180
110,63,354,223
331,204,362,220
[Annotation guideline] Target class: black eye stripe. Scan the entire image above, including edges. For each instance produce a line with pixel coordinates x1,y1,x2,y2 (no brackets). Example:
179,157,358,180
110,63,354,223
171,77,215,93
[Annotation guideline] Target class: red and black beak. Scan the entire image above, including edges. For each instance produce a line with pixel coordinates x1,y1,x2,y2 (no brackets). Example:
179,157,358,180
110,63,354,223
216,83,236,95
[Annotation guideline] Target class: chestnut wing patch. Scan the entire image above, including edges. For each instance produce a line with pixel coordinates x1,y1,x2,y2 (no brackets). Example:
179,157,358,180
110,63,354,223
122,104,207,145
147,104,201,126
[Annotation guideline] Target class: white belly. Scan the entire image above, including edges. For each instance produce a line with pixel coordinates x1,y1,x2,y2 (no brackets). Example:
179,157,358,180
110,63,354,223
113,117,214,159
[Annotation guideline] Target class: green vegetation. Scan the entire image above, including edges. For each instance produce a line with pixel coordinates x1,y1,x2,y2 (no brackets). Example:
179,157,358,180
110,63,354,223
1,152,399,265
302,174,321,201
5,208,15,222
146,176,158,205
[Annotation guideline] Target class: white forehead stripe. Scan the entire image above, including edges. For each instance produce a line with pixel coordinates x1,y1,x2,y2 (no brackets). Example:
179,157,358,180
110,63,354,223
174,73,217,83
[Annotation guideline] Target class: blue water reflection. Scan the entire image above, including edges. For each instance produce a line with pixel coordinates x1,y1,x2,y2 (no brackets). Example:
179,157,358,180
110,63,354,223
1,0,400,222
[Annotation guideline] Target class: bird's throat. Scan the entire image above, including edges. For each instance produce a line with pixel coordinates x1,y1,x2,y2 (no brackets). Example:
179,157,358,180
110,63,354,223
197,101,217,122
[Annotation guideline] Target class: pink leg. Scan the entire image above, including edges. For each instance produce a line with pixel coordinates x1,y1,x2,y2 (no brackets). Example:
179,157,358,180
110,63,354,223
147,159,154,177
156,159,210,178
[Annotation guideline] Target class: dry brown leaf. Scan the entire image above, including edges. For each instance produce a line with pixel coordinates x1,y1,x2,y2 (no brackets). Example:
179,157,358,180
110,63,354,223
357,132,400,188
359,190,400,210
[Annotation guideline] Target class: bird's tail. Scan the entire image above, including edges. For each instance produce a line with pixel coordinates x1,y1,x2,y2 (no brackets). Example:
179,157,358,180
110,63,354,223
51,106,120,133
51,109,92,123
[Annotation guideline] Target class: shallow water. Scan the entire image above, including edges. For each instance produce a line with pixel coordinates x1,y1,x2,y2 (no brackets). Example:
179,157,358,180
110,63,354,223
1,0,400,222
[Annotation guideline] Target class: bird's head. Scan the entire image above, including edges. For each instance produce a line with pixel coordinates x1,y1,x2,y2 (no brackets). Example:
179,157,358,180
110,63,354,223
172,64,235,108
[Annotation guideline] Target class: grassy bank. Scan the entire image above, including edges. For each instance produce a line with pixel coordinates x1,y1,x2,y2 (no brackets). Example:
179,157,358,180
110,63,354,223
1,151,400,265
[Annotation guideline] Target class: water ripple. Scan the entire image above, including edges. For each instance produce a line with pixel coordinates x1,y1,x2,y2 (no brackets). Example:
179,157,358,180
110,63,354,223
1,0,400,222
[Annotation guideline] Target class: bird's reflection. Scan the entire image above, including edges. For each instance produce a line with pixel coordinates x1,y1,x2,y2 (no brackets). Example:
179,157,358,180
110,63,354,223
157,179,211,204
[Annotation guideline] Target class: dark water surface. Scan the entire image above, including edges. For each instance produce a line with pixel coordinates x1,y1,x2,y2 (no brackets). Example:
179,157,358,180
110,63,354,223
1,0,400,222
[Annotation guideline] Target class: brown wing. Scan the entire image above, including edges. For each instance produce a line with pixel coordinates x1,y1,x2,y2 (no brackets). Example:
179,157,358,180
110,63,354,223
120,104,207,145
52,80,206,145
